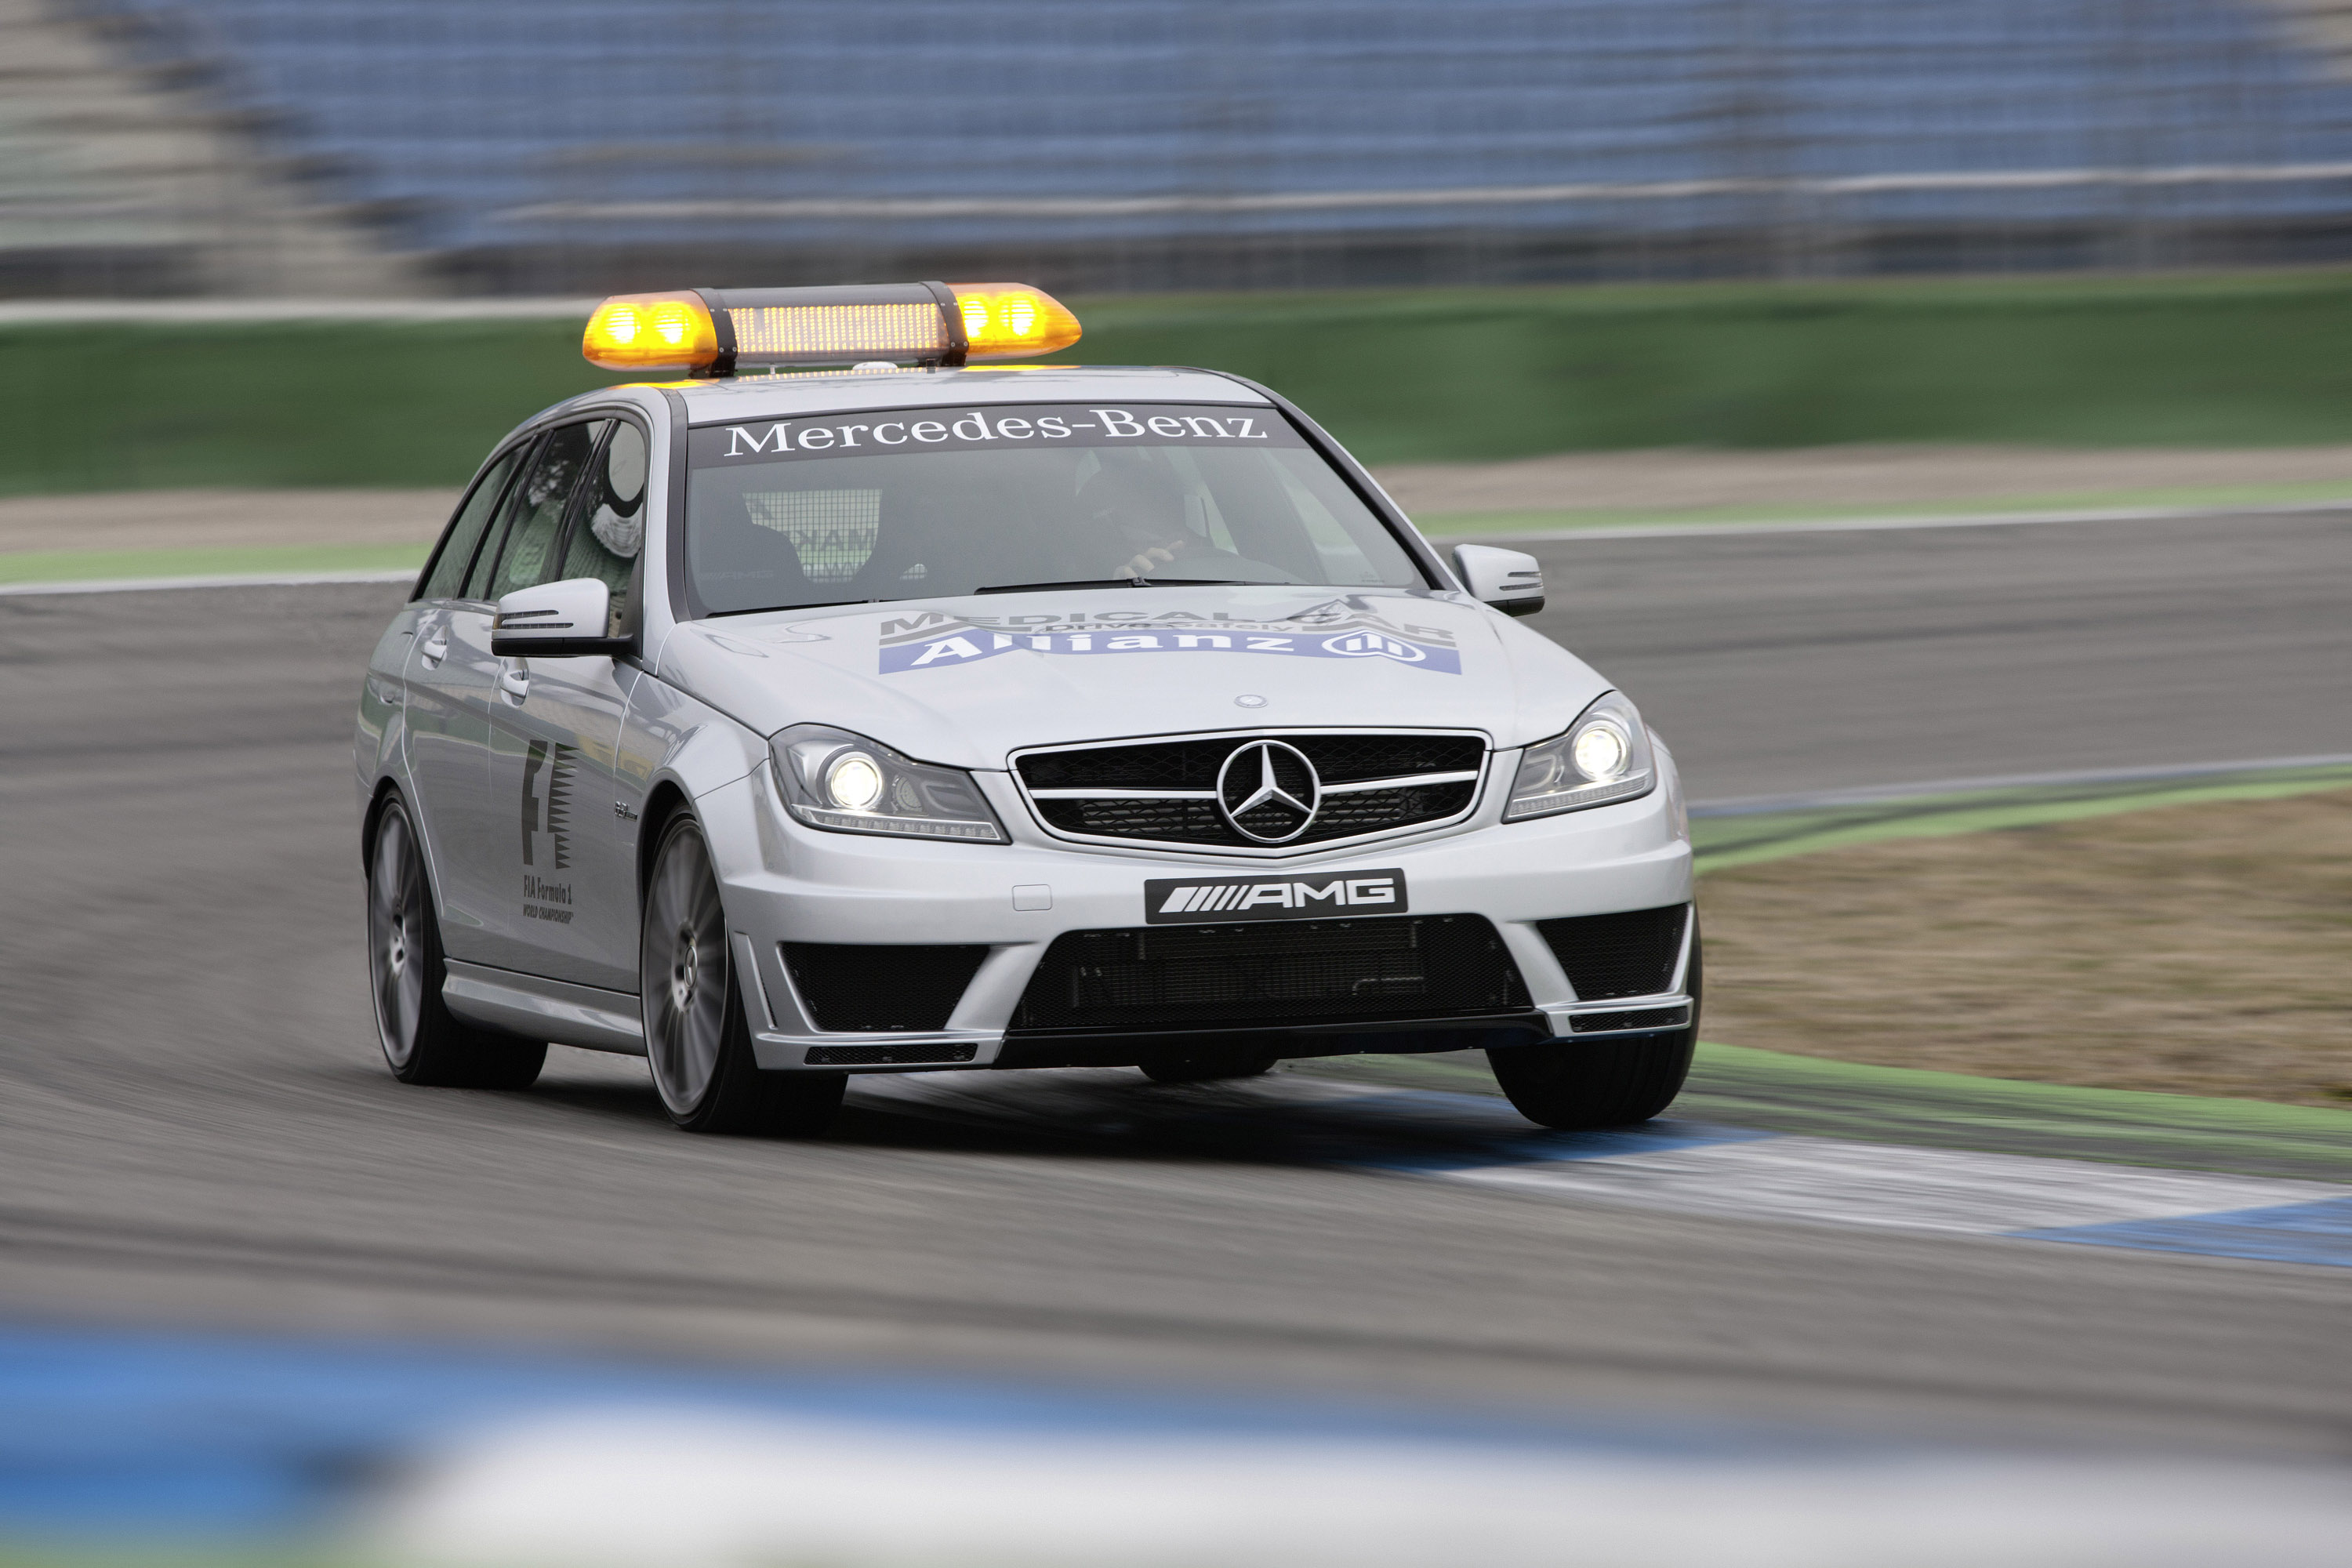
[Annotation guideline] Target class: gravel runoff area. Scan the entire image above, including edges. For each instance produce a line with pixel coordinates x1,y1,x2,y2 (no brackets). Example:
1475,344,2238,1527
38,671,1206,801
15,443,2352,555
1700,789,2352,1109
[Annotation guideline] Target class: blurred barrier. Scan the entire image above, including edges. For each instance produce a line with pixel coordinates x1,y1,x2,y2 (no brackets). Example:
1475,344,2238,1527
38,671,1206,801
8,272,2352,494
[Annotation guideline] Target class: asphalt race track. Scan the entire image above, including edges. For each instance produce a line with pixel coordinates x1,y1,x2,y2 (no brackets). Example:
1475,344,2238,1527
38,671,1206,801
1,510,2347,1461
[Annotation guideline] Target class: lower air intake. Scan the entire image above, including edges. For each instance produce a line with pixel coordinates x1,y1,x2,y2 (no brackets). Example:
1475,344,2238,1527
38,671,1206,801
805,1042,979,1066
1536,905,1689,1000
782,942,989,1032
1569,1005,1691,1034
1011,914,1530,1033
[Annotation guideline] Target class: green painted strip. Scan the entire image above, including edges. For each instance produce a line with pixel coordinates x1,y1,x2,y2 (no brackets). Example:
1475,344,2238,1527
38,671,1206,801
1416,481,2352,537
1690,766,2352,873
1684,1042,2352,1183
0,543,428,585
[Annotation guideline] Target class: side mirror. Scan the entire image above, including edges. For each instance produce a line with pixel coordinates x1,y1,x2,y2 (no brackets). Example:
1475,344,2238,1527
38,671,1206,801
491,578,630,659
1452,544,1545,617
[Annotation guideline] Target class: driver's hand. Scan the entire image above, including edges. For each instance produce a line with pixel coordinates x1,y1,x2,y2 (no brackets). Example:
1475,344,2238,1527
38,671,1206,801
1120,543,1181,579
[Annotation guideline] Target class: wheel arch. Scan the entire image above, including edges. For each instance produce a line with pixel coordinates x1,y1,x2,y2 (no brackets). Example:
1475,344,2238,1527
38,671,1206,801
636,779,695,902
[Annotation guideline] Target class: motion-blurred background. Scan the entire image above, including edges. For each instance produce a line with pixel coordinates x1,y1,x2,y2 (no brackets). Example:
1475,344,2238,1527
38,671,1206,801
3,5,2350,1565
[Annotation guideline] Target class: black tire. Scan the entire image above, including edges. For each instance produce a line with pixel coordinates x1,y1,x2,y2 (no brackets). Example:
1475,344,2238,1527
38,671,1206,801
1139,1046,1279,1086
1486,938,1702,1131
641,813,844,1137
366,793,546,1091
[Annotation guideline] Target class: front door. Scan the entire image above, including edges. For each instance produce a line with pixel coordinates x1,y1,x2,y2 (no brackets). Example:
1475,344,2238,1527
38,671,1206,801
477,416,651,993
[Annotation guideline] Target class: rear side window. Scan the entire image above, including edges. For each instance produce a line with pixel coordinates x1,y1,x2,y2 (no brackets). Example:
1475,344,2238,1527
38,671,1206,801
480,420,607,601
418,448,521,600
557,420,648,631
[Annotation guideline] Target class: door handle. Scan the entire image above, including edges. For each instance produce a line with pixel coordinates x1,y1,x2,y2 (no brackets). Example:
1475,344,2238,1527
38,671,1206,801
499,663,530,701
419,633,449,667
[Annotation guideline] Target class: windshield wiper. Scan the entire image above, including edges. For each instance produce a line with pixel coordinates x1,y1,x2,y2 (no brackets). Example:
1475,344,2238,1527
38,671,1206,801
709,598,874,617
973,577,1265,595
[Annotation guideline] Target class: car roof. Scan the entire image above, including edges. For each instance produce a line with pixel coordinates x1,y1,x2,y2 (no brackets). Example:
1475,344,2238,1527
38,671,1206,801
658,363,1270,426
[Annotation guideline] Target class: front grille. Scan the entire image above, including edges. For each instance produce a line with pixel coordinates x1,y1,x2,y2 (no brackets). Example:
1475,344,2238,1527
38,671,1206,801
1570,1005,1690,1034
781,942,989,1032
1017,731,1486,850
806,1041,979,1065
1536,906,1689,1000
1011,914,1530,1033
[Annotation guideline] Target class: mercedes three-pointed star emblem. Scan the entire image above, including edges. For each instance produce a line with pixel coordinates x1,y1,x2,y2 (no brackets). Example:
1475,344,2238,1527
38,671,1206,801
1216,739,1320,844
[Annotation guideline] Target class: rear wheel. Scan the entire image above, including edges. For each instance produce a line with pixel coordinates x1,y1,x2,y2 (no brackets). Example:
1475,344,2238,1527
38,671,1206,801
366,794,546,1090
1139,1046,1278,1086
641,815,844,1137
1487,940,1701,1131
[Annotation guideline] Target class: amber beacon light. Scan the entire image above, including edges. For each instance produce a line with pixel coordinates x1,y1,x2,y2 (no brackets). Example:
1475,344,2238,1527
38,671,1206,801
581,281,1080,376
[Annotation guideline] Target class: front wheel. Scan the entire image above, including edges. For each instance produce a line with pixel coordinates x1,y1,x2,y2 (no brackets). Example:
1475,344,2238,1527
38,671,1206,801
1486,941,1701,1130
641,815,844,1137
366,794,545,1091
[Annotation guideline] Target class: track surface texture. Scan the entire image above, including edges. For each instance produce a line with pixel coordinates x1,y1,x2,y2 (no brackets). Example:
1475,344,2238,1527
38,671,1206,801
1,511,2347,1459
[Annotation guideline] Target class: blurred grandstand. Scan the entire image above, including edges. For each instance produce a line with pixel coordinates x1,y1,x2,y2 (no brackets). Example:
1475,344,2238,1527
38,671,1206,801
13,0,2352,296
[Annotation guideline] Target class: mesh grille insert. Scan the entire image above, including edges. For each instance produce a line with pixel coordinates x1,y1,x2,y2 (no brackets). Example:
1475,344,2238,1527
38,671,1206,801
1011,914,1530,1033
782,942,989,1032
1018,733,1485,848
1536,906,1689,1000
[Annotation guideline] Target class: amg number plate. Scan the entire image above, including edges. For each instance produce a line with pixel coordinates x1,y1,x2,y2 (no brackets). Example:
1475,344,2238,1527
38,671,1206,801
1145,868,1407,924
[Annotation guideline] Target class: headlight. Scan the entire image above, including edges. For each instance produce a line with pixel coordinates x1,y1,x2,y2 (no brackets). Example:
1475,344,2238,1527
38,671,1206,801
770,725,1007,842
1505,691,1657,821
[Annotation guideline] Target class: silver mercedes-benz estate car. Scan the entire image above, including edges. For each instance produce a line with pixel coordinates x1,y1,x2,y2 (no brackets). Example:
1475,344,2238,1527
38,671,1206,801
356,281,1698,1137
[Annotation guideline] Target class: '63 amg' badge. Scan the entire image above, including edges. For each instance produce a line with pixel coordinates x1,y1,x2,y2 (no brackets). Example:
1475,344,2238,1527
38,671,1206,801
1145,868,1406,924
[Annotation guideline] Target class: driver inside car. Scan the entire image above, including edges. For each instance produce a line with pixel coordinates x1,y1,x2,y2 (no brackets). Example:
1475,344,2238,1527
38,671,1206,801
1079,460,1293,583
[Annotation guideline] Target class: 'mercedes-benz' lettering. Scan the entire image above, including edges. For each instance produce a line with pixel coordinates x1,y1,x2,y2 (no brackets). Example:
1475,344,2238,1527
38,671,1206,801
691,403,1301,468
1145,869,1408,924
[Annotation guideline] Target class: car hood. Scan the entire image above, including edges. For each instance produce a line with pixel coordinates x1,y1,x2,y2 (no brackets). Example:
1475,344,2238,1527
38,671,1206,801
654,587,1610,769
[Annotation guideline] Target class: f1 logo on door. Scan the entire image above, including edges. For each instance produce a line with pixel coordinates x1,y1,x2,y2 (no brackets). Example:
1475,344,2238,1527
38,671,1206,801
519,739,577,870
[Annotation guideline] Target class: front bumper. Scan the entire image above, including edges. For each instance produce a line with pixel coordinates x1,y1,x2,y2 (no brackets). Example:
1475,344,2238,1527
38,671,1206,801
695,762,1696,1073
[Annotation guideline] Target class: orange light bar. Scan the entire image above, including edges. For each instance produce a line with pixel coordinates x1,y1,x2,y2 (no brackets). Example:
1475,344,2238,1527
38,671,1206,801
582,291,719,372
950,283,1083,359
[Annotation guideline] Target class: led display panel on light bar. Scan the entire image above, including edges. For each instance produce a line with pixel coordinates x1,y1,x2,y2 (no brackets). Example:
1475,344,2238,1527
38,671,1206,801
728,302,949,360
581,281,1080,374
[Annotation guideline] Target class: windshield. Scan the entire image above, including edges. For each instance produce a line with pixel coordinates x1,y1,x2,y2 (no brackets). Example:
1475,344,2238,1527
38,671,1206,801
684,401,1425,615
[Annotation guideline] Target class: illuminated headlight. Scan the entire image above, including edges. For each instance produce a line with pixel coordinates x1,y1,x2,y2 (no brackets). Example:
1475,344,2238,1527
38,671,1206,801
771,725,1007,843
1505,691,1657,821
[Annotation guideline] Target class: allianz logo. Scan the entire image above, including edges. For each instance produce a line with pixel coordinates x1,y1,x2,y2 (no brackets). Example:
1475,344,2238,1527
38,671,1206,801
1158,875,1401,915
1321,631,1427,662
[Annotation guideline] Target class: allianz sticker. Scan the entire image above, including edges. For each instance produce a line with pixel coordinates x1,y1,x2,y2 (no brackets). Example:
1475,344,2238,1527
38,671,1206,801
877,598,1461,676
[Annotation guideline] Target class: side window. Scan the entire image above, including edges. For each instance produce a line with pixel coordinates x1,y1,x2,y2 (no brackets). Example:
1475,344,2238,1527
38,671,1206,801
483,420,607,601
557,420,648,632
418,448,521,601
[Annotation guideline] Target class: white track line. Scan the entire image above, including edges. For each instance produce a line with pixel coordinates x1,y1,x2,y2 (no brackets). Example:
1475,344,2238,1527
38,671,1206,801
1388,1134,2337,1238
1436,496,2352,543
0,567,419,597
